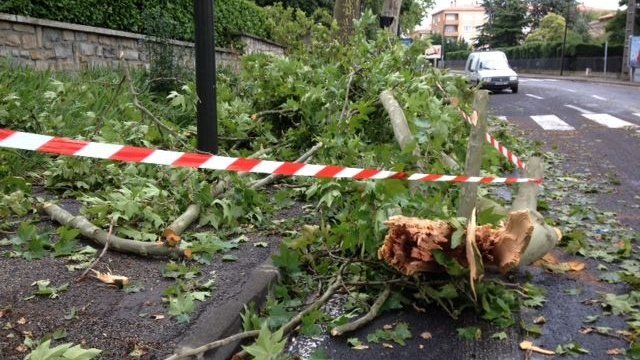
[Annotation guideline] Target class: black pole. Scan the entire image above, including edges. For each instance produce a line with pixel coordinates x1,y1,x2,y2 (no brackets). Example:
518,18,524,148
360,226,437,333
560,3,569,76
194,0,217,154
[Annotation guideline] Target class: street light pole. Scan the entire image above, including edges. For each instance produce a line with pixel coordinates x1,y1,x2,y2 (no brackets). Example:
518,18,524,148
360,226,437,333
560,2,570,76
194,0,218,154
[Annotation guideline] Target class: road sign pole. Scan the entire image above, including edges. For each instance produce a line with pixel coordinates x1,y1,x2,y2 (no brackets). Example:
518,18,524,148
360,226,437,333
194,0,218,154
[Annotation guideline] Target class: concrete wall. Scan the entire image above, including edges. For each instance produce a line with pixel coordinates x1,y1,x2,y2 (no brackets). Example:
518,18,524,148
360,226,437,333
0,13,284,71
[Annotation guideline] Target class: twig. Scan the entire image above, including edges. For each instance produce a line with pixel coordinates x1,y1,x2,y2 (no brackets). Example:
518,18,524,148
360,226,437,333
251,108,297,121
330,285,391,336
121,60,186,147
166,271,344,360
250,142,324,189
94,76,126,136
340,68,360,121
76,220,114,282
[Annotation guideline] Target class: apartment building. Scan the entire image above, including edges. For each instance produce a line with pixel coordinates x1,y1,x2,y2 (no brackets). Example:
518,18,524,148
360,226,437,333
431,5,486,43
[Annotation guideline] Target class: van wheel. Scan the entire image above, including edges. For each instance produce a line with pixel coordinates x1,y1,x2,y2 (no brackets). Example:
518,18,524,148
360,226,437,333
511,86,518,94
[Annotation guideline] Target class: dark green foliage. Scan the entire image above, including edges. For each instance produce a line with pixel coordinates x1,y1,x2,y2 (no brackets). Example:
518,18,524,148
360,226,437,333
499,41,624,59
605,0,640,45
475,0,529,48
0,0,268,47
254,0,334,14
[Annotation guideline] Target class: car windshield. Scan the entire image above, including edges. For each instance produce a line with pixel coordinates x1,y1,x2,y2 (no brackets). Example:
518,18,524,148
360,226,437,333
480,59,510,70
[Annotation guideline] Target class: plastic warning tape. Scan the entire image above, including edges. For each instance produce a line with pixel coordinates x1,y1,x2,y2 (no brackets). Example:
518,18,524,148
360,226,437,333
0,129,541,184
460,111,526,170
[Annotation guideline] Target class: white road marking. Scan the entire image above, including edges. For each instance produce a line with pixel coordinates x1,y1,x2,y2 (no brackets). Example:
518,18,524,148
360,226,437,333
591,95,607,101
582,113,639,128
565,89,577,92
634,113,640,118
530,115,575,130
564,104,594,114
526,94,544,100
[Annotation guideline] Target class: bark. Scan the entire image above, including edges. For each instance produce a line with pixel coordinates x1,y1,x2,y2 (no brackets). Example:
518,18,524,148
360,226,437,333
41,203,184,258
510,157,562,265
458,90,489,219
334,0,362,42
381,0,403,35
378,211,534,276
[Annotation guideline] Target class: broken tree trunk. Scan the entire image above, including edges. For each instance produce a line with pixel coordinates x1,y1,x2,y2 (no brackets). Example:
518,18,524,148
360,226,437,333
378,211,533,276
458,90,489,219
41,203,184,258
509,157,562,265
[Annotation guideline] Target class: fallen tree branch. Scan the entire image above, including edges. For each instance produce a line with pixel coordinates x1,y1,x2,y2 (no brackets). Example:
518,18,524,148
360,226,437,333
94,76,126,136
167,272,344,360
331,285,391,336
76,220,114,282
251,108,297,121
41,203,184,258
250,142,324,189
164,144,317,242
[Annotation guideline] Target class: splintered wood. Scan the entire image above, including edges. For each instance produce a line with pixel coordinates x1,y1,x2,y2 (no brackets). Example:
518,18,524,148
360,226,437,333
378,211,535,276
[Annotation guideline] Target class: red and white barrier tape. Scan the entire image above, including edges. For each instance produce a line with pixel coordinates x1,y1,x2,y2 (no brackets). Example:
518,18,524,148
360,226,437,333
461,110,526,169
0,129,541,184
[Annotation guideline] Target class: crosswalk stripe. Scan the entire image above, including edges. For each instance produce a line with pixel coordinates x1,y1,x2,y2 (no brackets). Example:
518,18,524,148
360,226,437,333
564,104,594,114
530,115,575,130
634,113,640,118
582,114,639,129
526,94,544,100
591,95,607,101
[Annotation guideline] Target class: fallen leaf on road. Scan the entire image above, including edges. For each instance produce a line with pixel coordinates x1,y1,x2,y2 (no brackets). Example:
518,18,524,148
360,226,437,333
607,348,623,355
534,254,585,273
533,316,546,324
17,317,27,325
382,343,394,349
383,324,394,330
520,340,555,355
420,331,432,340
15,344,28,353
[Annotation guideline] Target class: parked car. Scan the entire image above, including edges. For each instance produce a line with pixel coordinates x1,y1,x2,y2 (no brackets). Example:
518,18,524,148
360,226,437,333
465,51,518,93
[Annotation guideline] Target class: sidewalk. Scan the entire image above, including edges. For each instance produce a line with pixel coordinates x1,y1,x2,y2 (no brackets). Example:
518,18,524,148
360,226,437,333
448,69,640,87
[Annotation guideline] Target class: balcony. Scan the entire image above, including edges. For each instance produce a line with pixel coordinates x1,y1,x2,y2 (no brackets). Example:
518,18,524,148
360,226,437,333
444,19,459,25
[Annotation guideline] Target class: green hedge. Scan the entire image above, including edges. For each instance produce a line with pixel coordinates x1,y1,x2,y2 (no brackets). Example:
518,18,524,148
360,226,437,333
500,42,624,59
0,0,269,46
445,50,471,60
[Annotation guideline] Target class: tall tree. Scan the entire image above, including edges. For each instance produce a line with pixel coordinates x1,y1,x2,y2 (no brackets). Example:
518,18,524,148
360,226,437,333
527,0,576,30
334,0,362,41
605,0,640,45
476,0,529,48
381,0,403,35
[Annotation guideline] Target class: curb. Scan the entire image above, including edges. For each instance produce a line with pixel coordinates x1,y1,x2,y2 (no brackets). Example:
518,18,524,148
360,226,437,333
175,259,280,359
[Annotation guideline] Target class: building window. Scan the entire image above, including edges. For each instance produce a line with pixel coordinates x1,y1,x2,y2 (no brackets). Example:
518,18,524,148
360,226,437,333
445,13,458,21
445,25,457,34
464,25,474,32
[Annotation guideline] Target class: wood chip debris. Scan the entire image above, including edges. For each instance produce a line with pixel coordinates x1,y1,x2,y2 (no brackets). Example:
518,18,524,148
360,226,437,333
519,340,555,355
420,331,433,340
533,316,546,324
382,343,394,349
91,269,129,288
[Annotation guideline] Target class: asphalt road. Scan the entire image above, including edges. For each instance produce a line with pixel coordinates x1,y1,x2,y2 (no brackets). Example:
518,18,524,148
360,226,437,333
289,78,639,360
489,77,640,230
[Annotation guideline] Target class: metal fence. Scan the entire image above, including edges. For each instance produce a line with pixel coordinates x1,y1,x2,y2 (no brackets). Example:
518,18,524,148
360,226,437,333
445,56,623,74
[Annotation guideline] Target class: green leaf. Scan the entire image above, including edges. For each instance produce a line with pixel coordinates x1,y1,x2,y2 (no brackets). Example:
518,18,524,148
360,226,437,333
222,254,238,262
242,323,286,360
555,341,590,357
491,332,508,340
457,326,481,341
272,244,300,273
168,293,196,323
24,339,101,360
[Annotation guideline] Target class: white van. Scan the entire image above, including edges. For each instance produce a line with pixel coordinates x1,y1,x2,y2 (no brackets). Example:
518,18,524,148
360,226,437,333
465,51,519,93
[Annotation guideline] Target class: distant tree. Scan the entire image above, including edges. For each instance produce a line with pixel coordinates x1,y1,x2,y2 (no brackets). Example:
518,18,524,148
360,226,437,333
476,0,529,48
525,12,582,44
429,35,471,53
527,0,576,30
605,0,640,45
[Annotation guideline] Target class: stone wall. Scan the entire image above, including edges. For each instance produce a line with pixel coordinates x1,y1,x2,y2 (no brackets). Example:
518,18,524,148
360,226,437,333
0,13,283,71
234,33,286,56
